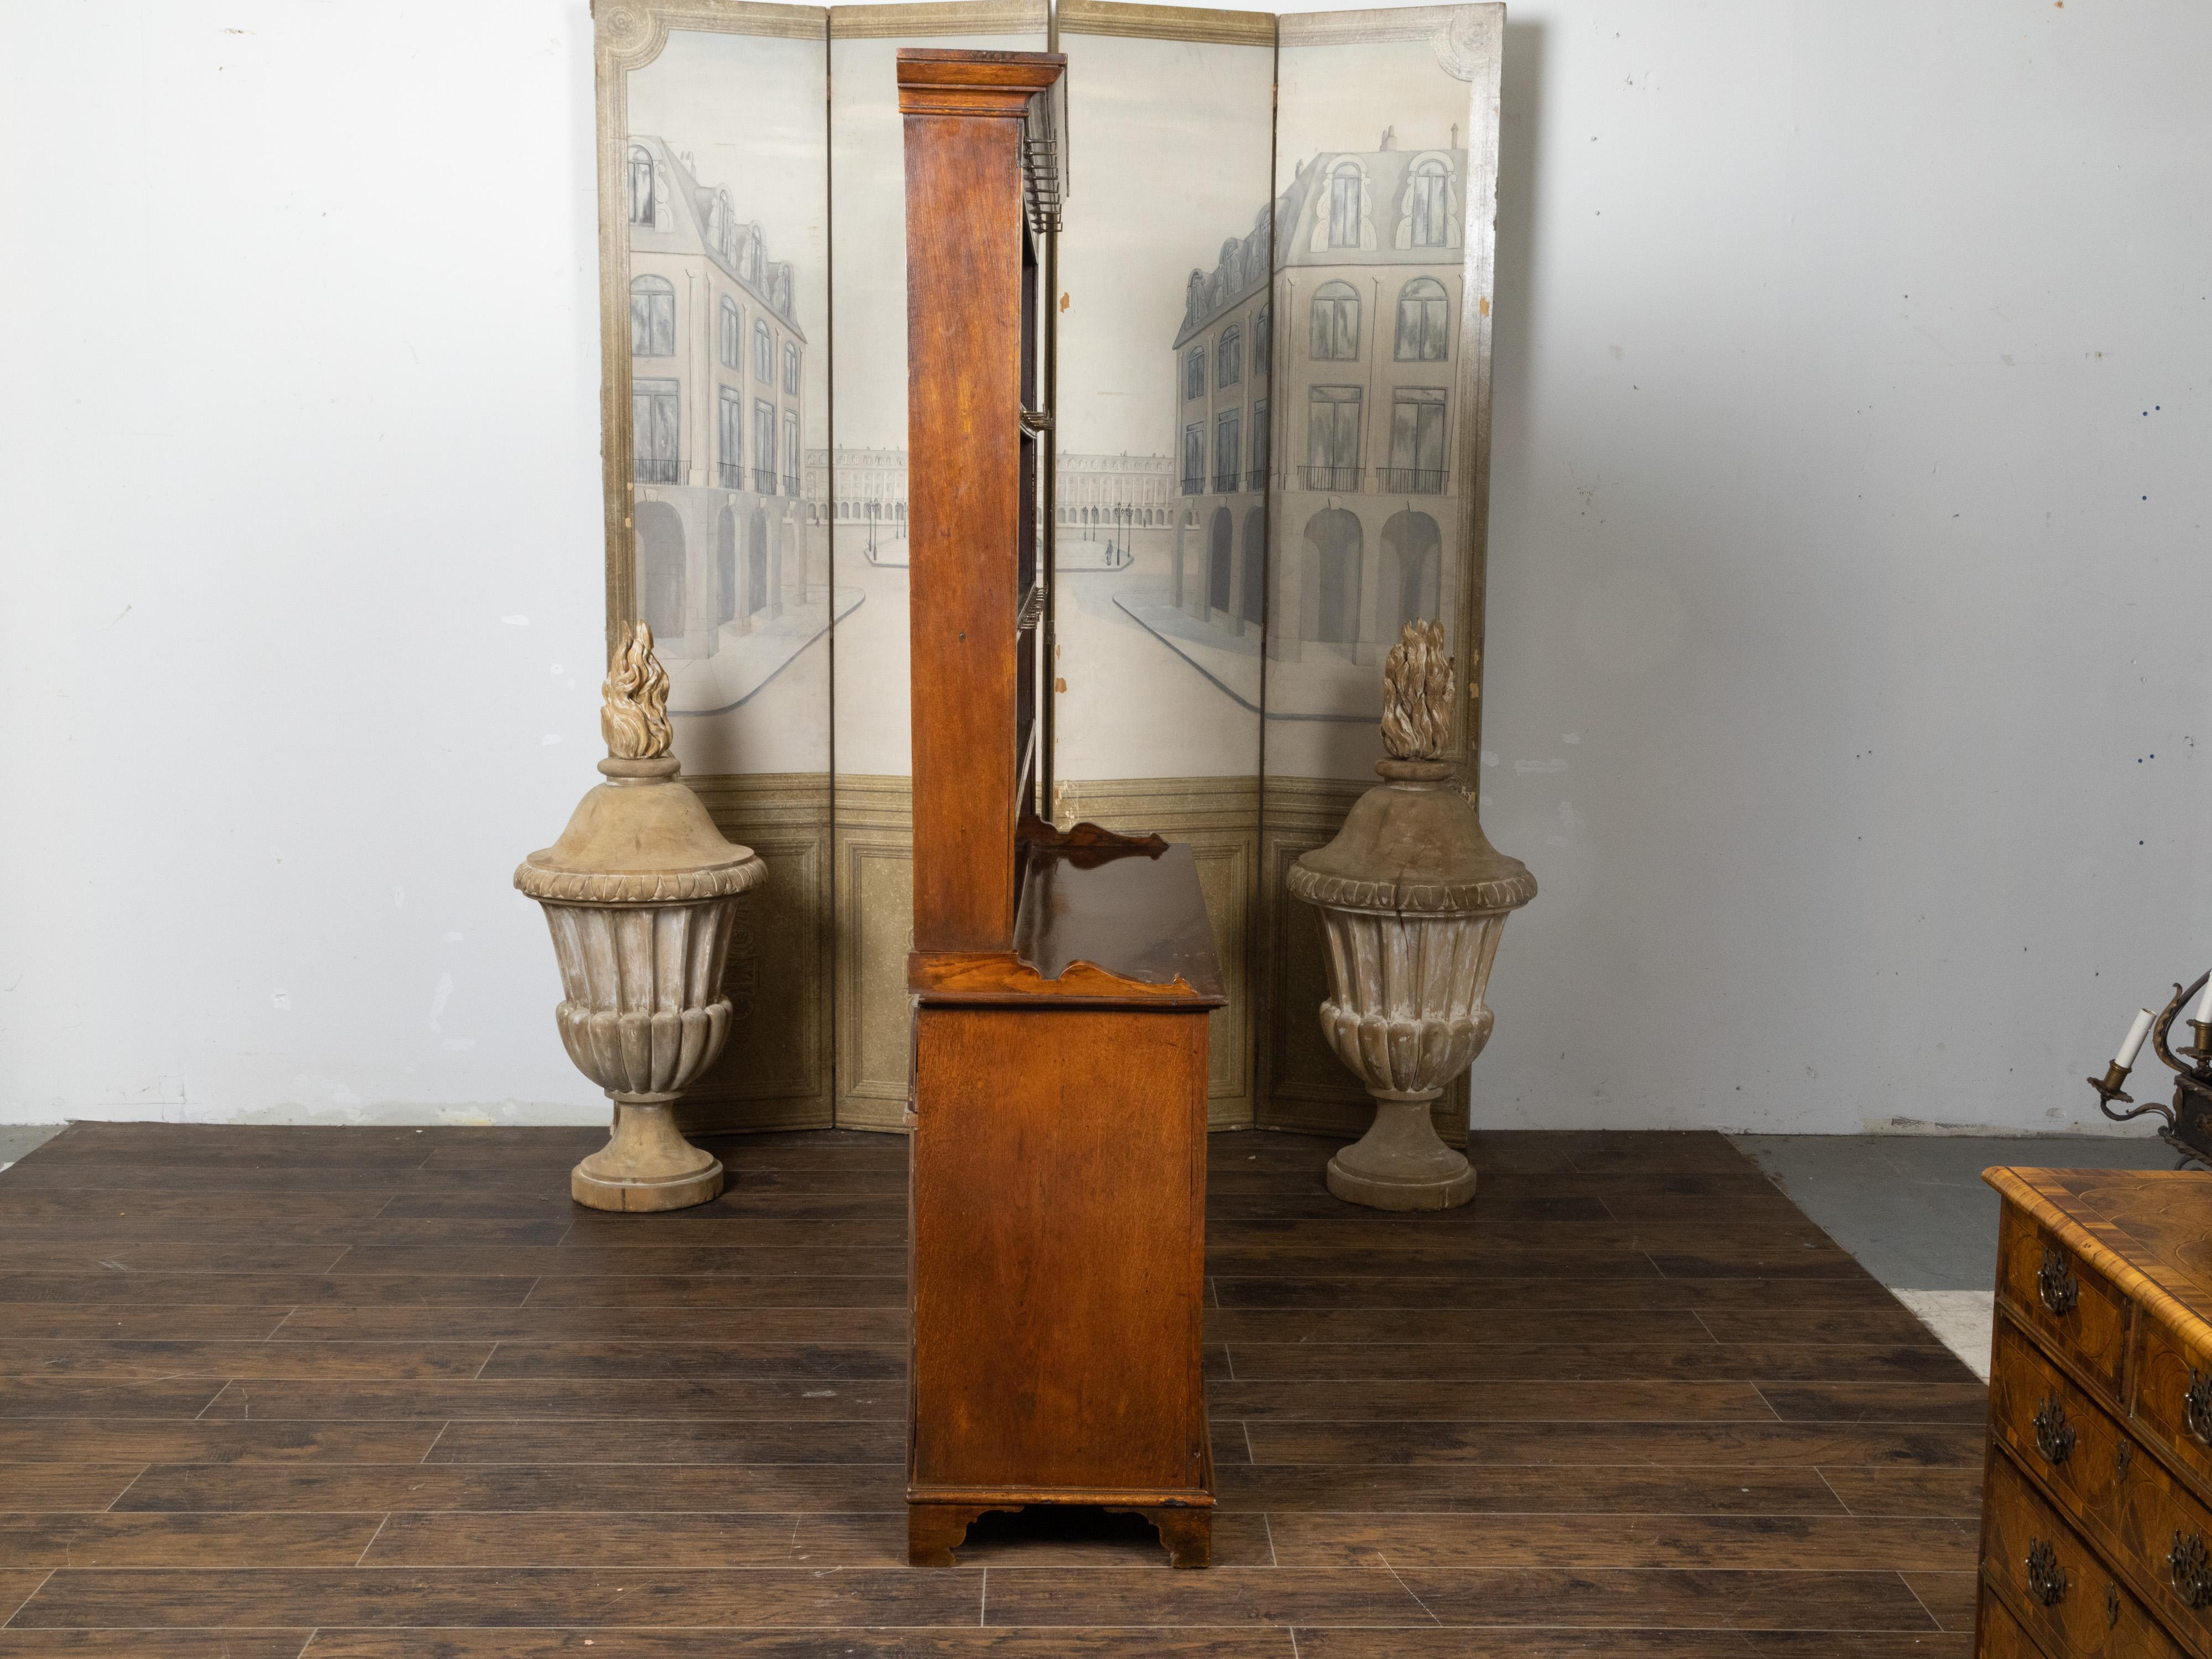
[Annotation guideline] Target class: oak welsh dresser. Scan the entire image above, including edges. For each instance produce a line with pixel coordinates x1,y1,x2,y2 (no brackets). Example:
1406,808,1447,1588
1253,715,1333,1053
1978,1167,2212,1657
896,47,1227,1571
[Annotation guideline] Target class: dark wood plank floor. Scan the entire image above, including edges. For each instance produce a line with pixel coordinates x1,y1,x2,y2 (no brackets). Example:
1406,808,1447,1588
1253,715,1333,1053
0,1123,1983,1656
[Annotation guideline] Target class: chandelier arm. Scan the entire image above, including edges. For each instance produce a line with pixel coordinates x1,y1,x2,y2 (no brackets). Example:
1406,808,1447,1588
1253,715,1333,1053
2097,1091,2174,1128
2152,974,2212,1113
2151,977,2204,1076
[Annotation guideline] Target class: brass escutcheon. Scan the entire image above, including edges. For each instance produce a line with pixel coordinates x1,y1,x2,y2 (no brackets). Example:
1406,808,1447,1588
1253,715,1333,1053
2026,1537,2067,1606
2034,1392,2075,1465
2037,1244,2079,1316
2173,1531,2212,1609
2186,1369,2212,1446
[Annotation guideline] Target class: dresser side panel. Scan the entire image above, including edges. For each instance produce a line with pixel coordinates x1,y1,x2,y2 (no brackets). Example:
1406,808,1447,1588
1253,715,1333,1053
909,1003,1209,1496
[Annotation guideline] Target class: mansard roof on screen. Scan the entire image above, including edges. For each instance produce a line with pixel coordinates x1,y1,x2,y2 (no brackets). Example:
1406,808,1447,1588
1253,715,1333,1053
627,134,805,340
1175,140,1469,346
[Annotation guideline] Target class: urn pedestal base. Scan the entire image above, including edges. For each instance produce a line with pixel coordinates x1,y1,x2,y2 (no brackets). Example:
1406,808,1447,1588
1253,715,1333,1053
1326,1098,1479,1212
571,1098,724,1213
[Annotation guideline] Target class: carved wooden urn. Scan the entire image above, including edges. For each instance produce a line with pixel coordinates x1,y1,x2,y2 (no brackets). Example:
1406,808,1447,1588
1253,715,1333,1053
1287,621,1536,1211
515,623,767,1212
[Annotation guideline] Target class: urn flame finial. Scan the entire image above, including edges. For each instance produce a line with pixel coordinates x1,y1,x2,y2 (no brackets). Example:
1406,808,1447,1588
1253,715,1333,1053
602,621,674,760
1380,619,1453,761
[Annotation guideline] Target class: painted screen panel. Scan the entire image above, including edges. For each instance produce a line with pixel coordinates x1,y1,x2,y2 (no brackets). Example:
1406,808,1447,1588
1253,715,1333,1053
603,13,835,771
1051,12,1274,786
824,3,1047,780
1266,3,1501,782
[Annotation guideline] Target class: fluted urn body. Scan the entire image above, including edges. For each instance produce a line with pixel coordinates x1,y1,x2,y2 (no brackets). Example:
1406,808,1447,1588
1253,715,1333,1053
518,755,766,1209
537,892,740,1098
516,625,768,1212
1288,755,1535,1211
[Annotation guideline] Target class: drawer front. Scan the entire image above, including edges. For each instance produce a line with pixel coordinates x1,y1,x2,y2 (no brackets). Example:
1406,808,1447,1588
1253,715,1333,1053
2106,1410,2212,1655
1995,1314,2130,1530
1995,1314,2212,1655
2135,1317,2212,1501
2001,1203,2133,1401
1980,1579,2181,1659
1985,1449,2178,1658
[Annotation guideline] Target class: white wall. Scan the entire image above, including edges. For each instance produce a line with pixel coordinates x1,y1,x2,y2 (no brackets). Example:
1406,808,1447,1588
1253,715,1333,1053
3,0,2206,1133
0,2,611,1123
1476,1,2212,1133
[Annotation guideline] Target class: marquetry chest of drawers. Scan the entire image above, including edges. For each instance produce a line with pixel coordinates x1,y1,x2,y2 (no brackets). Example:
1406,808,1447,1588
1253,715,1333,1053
1978,1168,2212,1658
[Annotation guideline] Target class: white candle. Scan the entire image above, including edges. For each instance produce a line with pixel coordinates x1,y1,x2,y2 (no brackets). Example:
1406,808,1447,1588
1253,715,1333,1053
2194,981,2212,1026
2116,1008,2156,1070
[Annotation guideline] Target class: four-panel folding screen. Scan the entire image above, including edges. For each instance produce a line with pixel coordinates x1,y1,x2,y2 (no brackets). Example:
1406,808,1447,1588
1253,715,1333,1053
592,0,1504,1138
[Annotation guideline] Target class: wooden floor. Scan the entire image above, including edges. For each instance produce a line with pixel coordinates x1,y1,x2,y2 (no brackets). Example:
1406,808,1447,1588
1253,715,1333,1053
0,1123,1985,1656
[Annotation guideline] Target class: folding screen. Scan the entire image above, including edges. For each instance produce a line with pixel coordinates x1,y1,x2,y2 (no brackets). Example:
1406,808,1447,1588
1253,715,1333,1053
592,0,1504,1138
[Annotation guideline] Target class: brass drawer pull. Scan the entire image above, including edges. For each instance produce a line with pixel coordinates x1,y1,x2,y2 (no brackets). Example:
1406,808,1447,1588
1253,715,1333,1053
2033,1393,2075,1465
2108,1580,2122,1627
2172,1531,2212,1609
2119,1438,2134,1478
2038,1245,2079,1316
2026,1538,2068,1605
2186,1369,2212,1446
